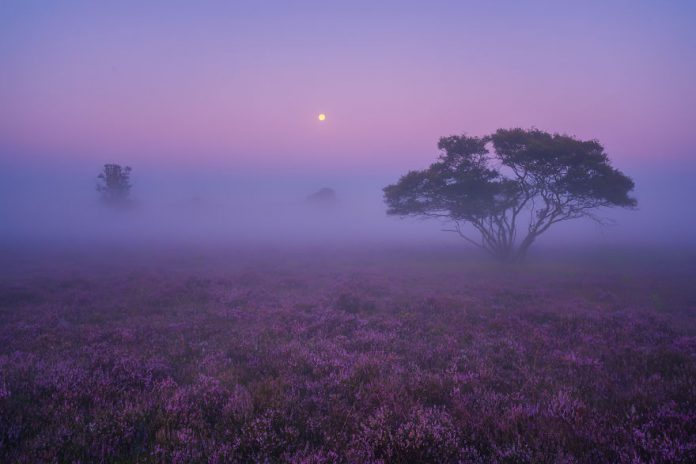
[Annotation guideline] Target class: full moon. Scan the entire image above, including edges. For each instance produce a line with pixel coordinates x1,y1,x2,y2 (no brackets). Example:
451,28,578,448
318,113,326,121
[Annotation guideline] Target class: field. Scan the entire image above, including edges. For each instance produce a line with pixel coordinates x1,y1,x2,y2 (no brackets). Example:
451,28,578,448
1,246,695,463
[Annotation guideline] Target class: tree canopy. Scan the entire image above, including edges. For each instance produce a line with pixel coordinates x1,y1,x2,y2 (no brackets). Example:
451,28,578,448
384,128,637,261
97,164,132,206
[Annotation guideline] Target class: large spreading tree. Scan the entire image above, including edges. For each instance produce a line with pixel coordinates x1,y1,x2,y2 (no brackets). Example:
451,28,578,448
384,128,637,262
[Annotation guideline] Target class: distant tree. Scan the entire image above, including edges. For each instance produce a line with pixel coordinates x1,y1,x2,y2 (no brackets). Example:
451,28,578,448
384,128,637,262
97,164,132,206
306,187,338,206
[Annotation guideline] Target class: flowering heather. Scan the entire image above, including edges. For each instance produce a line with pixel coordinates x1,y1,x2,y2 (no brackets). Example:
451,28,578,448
1,249,695,463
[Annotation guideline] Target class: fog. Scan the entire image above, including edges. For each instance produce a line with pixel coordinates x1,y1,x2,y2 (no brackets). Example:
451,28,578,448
4,3,696,461
2,1,695,259
2,159,696,257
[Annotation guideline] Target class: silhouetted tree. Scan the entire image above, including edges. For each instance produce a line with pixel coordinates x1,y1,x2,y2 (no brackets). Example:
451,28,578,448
384,129,637,262
306,187,338,207
97,164,132,206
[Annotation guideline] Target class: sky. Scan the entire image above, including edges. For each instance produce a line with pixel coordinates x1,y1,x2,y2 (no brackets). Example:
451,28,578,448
1,0,695,247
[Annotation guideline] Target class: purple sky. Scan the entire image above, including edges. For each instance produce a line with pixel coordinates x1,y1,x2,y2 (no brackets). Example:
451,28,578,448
1,1,696,249
1,1,695,172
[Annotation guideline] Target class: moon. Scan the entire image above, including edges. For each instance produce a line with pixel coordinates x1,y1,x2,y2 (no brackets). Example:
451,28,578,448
318,113,326,121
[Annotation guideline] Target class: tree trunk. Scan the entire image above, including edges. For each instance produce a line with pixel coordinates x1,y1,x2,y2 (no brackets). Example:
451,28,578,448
511,233,537,263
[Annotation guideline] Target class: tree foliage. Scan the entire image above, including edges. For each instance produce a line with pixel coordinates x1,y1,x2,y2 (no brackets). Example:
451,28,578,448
384,129,637,261
97,164,132,206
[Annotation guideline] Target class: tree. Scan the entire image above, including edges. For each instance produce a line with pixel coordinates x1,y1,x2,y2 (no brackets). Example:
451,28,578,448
97,164,132,206
306,187,338,206
383,128,637,262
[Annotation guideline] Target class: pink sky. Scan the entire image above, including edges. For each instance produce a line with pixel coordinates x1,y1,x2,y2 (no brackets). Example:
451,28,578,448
1,1,695,171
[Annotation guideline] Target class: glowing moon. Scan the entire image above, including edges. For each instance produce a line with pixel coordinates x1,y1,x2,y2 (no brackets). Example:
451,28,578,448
318,113,326,121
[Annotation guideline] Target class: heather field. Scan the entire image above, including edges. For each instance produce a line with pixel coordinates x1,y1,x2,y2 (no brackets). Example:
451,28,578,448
1,247,696,463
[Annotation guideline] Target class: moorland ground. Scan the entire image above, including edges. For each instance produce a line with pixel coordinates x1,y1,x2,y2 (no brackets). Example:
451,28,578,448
1,245,695,463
